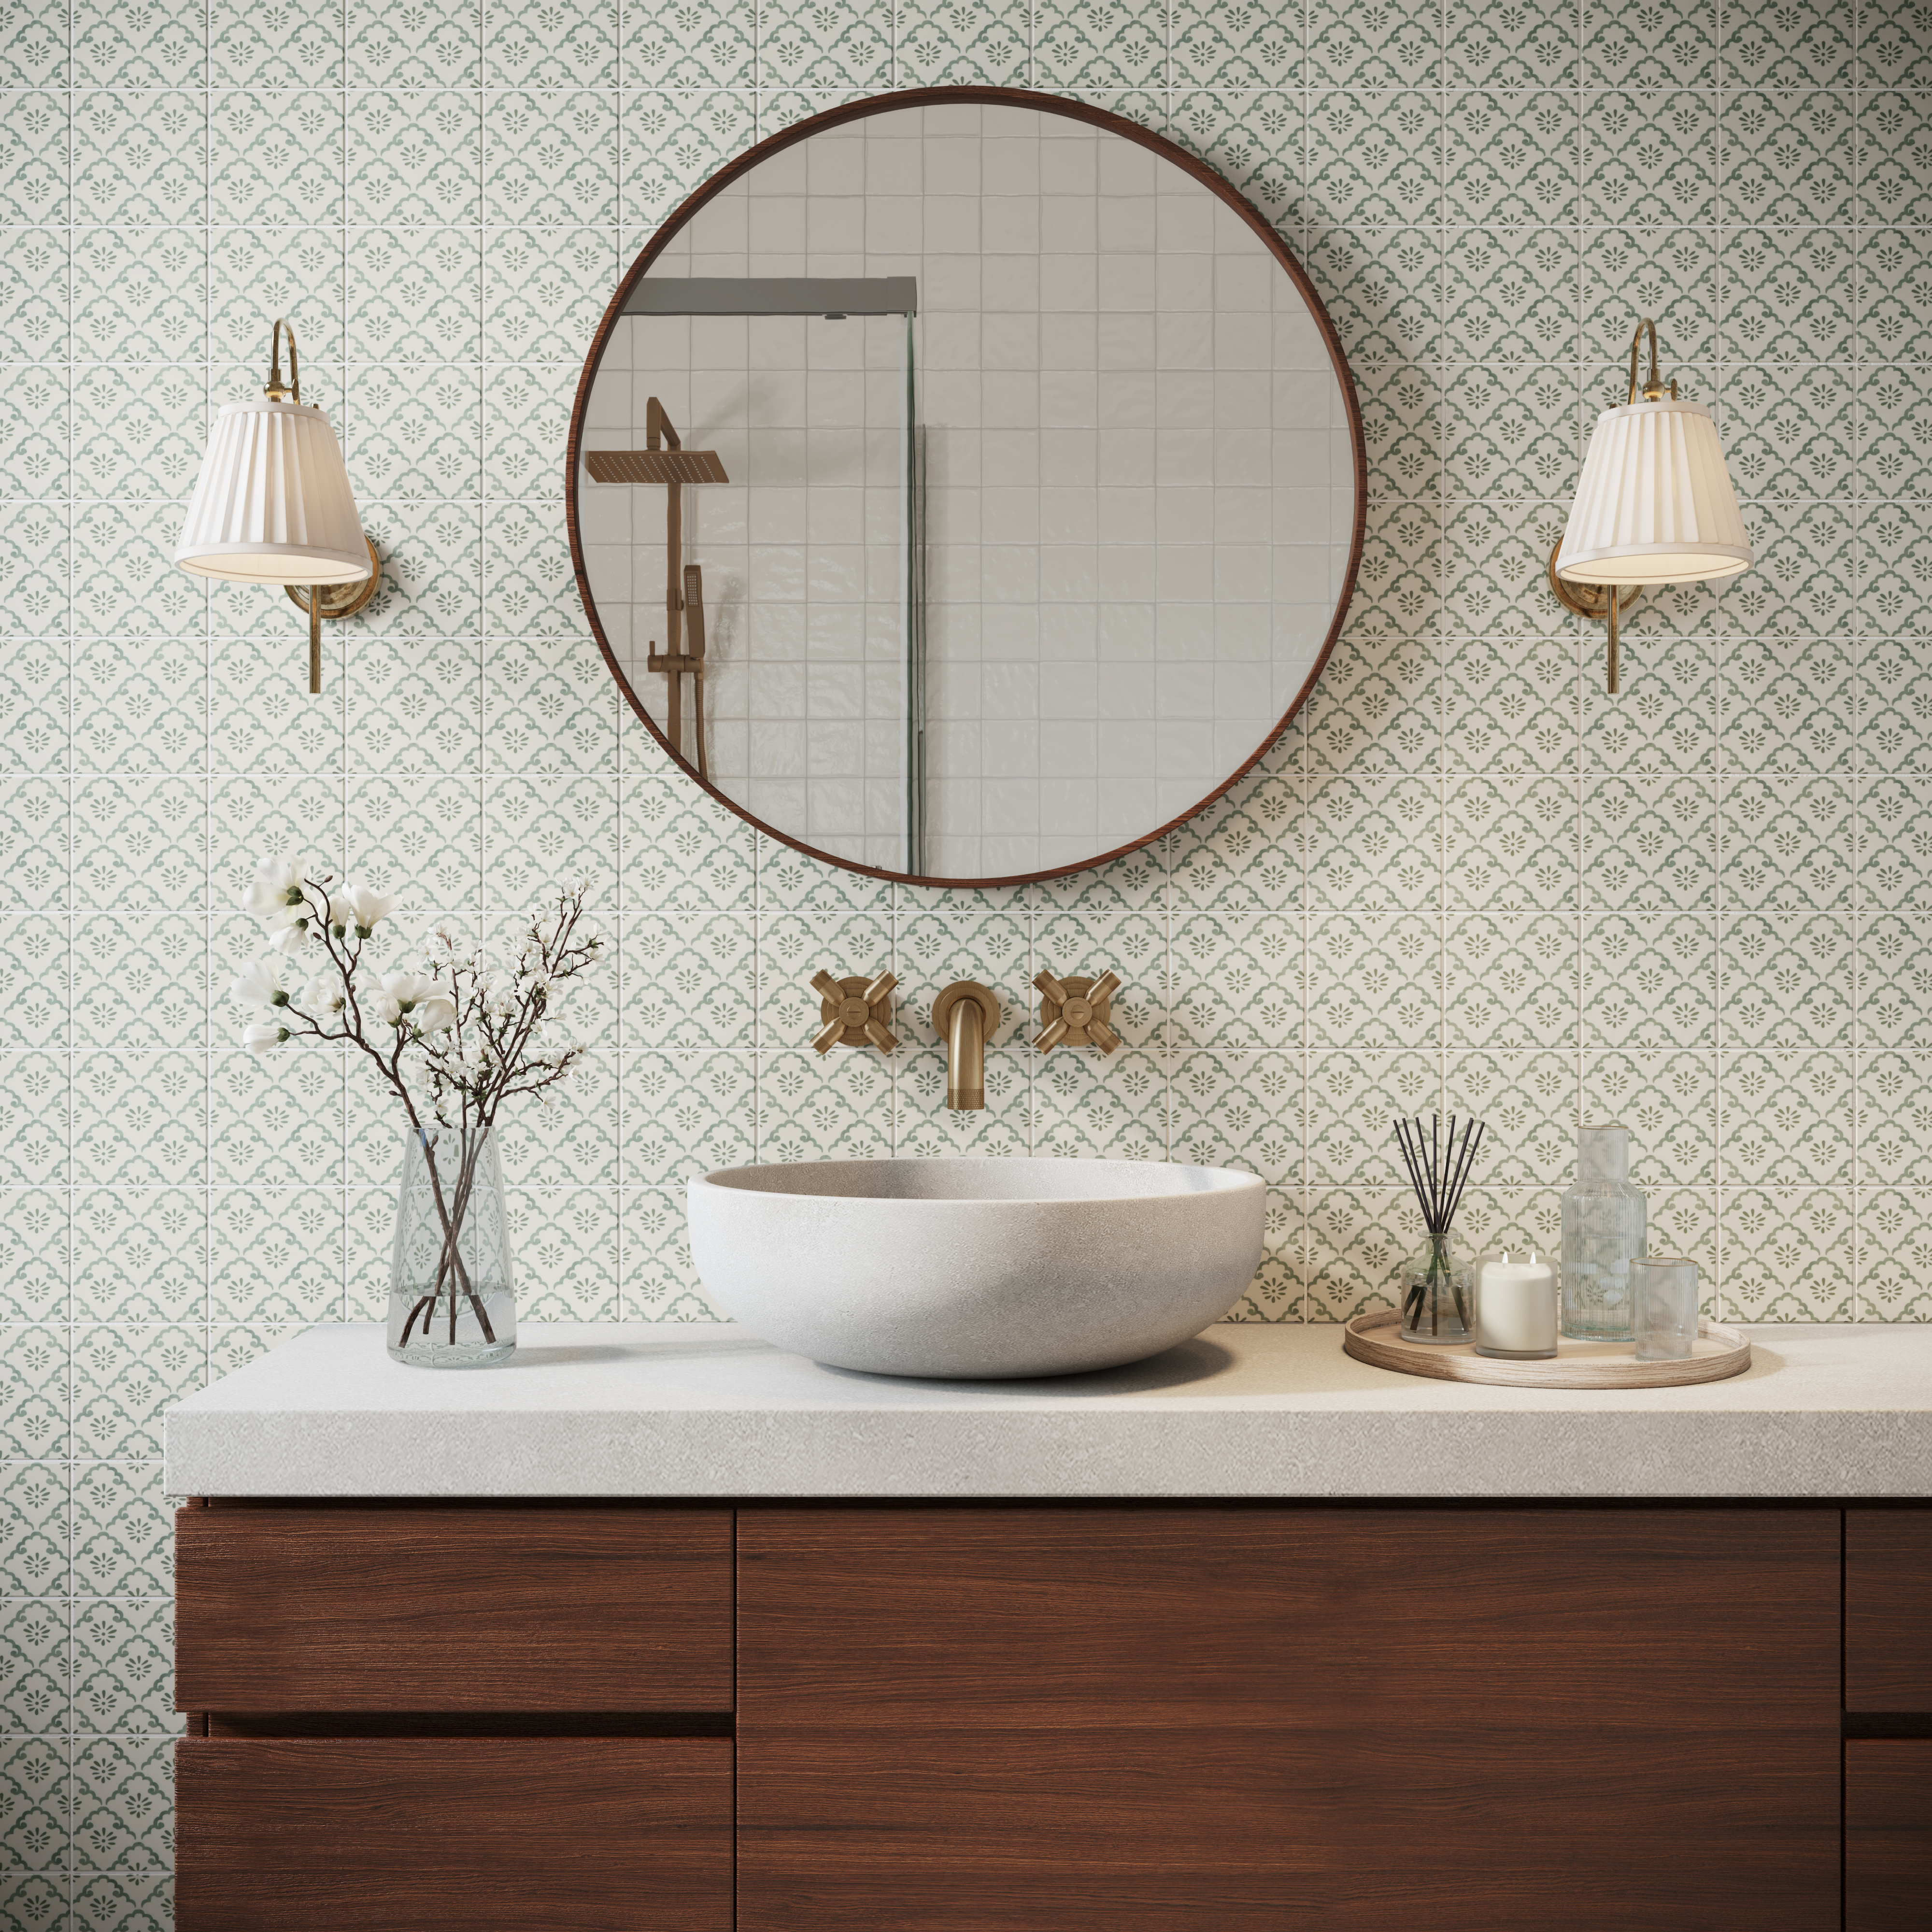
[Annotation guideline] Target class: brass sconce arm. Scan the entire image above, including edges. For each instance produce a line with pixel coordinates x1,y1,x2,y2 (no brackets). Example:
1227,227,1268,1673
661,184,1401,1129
1033,969,1122,1055
810,969,897,1055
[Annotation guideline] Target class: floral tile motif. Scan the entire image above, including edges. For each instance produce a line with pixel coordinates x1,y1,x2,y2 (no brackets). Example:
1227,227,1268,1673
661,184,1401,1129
70,1595,172,1734
72,1735,170,1870
71,1462,170,1597
71,1327,200,1462
1720,1050,1853,1186
0,637,67,777
348,0,480,88
1854,1053,1932,1187
71,92,201,226
205,1189,340,1324
1581,912,1714,1048
1857,915,1932,1050
1307,912,1440,1047
0,1,69,88
0,1597,66,1735
1581,775,1715,911
1165,775,1302,911
484,92,617,228
1443,773,1577,910
1445,93,1579,227
71,1192,198,1326
509,1188,618,1320
1168,1051,1300,1183
1581,1049,1716,1186
0,1457,66,1589
487,0,615,85
621,1051,755,1185
1722,0,1852,87
1444,231,1577,367
1722,1187,1854,1322
1306,772,1439,908
1032,0,1164,89
897,0,1029,86
621,8,753,89
1166,913,1299,1050
211,0,345,87
1859,91,1932,225
1718,914,1852,1049
621,911,755,1048
0,1054,64,1188
71,1054,202,1188
1584,0,1715,89
1723,91,1853,228
1725,229,1856,369
1029,1045,1164,1161
1443,1049,1578,1185
1444,912,1577,1050
0,1192,65,1324
1308,0,1440,88
0,1727,68,1874
1308,93,1440,230
0,230,66,365
756,1045,896,1160
210,90,344,227
1719,775,1853,912
1305,1048,1438,1184
1447,0,1579,87
1855,1186,1932,1320
1305,1187,1415,1323
1860,501,1932,642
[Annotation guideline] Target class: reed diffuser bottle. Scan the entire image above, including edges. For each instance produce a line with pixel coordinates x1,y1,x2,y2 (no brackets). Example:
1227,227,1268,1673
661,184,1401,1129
1560,1122,1647,1341
1393,1113,1485,1345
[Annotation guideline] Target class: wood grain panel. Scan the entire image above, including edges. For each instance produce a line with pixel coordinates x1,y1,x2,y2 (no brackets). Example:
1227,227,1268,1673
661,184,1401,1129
1847,1741,1932,1930
738,1506,1840,1931
1847,1508,1932,1709
174,1736,731,1931
175,1506,731,1711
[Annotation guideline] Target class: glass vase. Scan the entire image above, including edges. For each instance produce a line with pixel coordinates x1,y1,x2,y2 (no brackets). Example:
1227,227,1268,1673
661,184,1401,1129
1400,1229,1473,1344
1560,1122,1647,1342
385,1126,517,1368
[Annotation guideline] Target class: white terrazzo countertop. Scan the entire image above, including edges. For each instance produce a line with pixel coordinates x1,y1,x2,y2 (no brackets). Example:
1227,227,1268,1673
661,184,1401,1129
164,1321,1932,1500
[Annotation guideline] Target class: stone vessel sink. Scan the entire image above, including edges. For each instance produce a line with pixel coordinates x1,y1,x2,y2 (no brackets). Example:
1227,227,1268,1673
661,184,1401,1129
687,1157,1265,1379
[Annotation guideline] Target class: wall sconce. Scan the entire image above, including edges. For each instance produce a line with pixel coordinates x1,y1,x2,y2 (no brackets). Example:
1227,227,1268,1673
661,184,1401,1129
172,320,379,694
1549,319,1752,695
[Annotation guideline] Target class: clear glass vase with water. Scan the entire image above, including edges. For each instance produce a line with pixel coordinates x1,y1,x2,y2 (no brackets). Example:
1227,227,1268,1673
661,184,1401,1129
386,1126,517,1368
1560,1123,1647,1342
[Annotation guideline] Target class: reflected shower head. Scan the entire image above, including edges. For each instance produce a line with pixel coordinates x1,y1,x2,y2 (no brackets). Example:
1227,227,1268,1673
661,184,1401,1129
584,449,729,484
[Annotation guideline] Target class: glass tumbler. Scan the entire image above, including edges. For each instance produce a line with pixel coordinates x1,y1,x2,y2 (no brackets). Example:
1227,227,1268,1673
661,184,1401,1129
1633,1255,1700,1362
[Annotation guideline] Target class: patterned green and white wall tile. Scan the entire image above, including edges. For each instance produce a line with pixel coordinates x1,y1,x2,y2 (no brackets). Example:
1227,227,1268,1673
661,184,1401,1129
0,0,1926,1915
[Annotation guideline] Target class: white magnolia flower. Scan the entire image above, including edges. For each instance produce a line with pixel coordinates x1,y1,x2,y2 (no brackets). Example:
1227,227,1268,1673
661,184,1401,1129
302,974,346,1016
228,957,289,1009
243,854,308,921
375,970,456,1033
267,917,312,956
242,1020,288,1054
328,882,399,938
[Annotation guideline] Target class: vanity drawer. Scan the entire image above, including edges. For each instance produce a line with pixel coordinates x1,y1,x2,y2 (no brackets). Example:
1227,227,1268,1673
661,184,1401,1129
1847,1742,1932,1931
175,1505,732,1711
175,1735,732,1931
1847,1509,1932,1709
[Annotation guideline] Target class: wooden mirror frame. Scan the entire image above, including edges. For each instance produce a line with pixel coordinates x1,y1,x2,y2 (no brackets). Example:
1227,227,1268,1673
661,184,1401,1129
566,85,1368,892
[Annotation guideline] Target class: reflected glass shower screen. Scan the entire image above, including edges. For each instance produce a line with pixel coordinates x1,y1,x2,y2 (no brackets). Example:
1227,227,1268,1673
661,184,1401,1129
625,276,924,877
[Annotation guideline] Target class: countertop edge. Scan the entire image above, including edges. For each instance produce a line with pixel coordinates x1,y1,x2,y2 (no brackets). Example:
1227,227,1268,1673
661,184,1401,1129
163,1407,1932,1500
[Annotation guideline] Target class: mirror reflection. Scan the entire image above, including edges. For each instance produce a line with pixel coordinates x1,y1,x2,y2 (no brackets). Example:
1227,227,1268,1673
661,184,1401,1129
575,97,1359,883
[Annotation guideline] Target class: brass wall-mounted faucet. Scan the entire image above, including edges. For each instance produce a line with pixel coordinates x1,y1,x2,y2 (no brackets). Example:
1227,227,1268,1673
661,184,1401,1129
931,981,1000,1110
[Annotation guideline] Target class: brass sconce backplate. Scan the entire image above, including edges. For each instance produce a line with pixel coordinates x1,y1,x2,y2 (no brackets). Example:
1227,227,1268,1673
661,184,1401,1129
285,534,384,624
1547,538,1641,694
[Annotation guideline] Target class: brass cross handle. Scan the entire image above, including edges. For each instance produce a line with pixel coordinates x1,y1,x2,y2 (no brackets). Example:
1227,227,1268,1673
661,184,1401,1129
810,969,898,1055
1033,968,1122,1055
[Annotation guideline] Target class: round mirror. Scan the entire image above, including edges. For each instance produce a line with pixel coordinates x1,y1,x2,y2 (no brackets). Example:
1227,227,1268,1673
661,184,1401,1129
569,87,1364,888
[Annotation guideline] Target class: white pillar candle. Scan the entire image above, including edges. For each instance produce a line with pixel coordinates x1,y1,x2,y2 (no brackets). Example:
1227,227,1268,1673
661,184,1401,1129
1473,1250,1558,1360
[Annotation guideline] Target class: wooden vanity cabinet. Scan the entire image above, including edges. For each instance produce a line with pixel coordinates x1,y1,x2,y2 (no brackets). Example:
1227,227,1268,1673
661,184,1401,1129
177,1500,1900,1931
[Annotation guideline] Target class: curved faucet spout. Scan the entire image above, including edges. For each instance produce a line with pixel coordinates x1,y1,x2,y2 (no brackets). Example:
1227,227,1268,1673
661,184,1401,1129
931,981,1001,1111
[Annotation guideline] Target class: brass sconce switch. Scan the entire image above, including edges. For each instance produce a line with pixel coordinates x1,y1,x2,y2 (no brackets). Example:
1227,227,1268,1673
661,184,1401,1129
810,969,897,1055
1033,969,1122,1055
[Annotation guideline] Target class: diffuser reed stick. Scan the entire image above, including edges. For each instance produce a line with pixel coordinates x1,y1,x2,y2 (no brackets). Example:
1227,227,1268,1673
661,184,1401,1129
1393,1113,1485,1333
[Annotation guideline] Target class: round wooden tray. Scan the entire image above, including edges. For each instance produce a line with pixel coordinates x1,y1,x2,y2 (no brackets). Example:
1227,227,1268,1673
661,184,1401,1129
1342,1308,1752,1389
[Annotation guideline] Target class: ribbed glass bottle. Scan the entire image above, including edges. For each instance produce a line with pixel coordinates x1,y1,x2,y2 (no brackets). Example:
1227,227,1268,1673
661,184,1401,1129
1560,1123,1647,1342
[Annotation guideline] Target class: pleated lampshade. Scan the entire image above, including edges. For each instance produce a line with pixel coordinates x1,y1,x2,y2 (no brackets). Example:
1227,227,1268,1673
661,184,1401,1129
1554,397,1751,588
173,398,371,585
